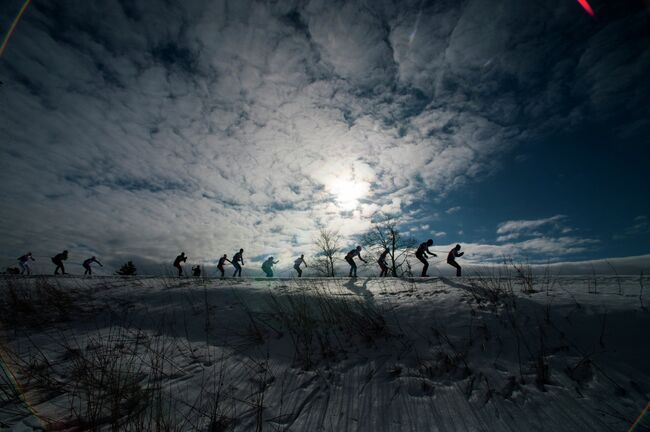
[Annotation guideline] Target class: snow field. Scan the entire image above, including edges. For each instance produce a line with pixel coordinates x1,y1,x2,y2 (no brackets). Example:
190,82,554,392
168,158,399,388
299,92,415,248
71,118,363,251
0,272,649,431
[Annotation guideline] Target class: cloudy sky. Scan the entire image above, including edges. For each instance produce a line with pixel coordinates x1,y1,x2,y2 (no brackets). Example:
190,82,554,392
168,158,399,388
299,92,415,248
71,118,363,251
1,0,649,273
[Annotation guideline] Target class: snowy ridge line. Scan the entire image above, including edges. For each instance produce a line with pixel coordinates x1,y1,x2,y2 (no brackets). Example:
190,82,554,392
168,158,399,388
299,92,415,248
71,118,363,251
0,255,97,267
0,274,646,282
0,274,442,282
3,255,649,277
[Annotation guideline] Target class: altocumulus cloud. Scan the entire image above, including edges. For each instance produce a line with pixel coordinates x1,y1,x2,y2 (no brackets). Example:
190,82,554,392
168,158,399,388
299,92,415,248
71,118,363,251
432,215,597,264
496,215,567,242
0,0,648,272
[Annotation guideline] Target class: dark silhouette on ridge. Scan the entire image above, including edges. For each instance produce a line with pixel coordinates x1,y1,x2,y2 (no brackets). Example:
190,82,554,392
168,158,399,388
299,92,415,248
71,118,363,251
83,256,103,276
192,265,201,277
415,239,437,277
18,252,35,275
447,244,464,277
173,252,187,277
52,250,69,275
217,254,231,278
345,246,366,277
294,254,307,277
262,257,279,277
232,248,244,277
378,248,390,277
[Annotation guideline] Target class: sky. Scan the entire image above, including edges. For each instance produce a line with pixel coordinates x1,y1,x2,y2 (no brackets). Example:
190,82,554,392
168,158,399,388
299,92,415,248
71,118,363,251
1,0,649,274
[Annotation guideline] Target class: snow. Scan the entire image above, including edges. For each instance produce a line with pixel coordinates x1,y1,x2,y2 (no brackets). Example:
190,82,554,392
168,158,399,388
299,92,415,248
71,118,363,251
1,274,649,431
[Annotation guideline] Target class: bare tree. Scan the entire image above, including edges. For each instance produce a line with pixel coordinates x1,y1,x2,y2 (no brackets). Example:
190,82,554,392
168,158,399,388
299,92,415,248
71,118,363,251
314,227,341,277
362,216,416,277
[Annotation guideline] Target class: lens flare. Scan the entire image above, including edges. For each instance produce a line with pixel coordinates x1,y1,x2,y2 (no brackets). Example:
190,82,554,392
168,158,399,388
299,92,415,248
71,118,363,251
627,400,650,432
0,345,45,428
0,0,33,58
576,0,595,16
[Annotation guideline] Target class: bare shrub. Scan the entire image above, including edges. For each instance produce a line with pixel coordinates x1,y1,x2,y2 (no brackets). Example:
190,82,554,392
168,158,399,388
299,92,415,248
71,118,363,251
313,228,341,277
361,216,417,277
0,277,78,327
264,280,389,369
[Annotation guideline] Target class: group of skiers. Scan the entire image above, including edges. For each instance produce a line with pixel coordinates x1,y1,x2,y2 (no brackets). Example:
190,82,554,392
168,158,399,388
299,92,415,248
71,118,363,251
13,240,464,278
171,240,463,278
413,239,464,277
344,240,464,278
15,250,103,276
172,250,308,278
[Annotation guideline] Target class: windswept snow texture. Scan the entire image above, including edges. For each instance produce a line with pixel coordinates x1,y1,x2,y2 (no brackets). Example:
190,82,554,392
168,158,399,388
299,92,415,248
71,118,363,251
1,275,649,431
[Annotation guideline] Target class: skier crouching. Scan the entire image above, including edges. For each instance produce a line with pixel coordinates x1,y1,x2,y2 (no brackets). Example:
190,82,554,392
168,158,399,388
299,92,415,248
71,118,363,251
447,244,464,277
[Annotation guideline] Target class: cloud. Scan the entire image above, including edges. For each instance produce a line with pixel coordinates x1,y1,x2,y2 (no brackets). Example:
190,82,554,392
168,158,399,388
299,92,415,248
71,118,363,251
0,0,645,271
627,216,650,235
496,215,567,241
450,235,599,263
446,206,461,214
492,216,598,258
446,254,650,276
541,254,650,275
614,216,650,240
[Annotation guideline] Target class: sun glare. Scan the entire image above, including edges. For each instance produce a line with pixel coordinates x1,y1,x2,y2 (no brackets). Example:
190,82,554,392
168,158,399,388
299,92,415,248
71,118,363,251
329,179,368,211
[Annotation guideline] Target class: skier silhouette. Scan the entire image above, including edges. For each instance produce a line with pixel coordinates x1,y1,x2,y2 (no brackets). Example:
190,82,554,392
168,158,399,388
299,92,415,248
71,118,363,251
83,256,103,276
217,254,231,277
17,252,35,275
294,254,307,277
345,246,367,277
232,249,244,277
262,257,279,277
173,252,187,277
447,244,464,277
415,239,437,277
192,265,201,277
378,248,390,277
51,250,69,275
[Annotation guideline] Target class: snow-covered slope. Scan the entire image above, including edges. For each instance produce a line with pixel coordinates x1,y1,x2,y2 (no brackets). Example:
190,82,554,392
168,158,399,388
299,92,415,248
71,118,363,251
1,274,649,431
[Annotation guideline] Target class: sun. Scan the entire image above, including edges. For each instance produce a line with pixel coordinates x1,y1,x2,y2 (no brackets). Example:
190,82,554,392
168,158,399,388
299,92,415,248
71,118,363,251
329,179,369,211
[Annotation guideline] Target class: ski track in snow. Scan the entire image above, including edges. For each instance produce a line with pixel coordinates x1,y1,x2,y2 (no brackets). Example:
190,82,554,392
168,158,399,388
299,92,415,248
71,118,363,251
1,275,649,431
